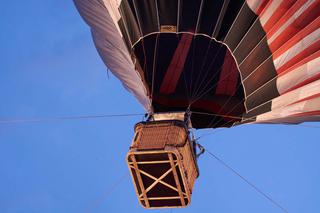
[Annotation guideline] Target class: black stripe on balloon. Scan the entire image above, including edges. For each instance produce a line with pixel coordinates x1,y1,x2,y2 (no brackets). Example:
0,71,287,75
118,0,141,45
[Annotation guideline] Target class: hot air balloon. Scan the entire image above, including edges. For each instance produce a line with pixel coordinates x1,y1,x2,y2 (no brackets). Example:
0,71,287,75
74,0,320,209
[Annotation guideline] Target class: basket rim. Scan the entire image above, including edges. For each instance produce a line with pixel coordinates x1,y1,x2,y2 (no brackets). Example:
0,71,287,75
134,120,188,130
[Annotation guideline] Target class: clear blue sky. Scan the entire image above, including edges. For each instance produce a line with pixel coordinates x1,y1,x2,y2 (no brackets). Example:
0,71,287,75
1,1,319,213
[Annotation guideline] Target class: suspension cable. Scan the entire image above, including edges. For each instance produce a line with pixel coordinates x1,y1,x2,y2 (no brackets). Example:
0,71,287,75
0,113,145,124
202,145,289,213
86,172,129,212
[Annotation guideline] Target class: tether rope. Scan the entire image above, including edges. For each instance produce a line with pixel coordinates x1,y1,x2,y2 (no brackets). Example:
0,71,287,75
201,144,289,213
0,113,145,124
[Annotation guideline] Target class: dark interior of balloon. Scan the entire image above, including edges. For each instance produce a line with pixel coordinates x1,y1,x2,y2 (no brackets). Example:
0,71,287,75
117,0,279,129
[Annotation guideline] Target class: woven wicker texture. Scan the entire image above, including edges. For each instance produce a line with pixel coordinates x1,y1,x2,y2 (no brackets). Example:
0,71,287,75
132,121,187,150
128,120,198,208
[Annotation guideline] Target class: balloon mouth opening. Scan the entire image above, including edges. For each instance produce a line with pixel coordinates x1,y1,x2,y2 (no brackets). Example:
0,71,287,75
132,32,245,128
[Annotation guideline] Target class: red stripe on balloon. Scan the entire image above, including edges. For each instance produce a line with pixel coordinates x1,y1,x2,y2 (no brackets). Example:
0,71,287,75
272,15,320,58
287,92,320,106
160,34,193,94
262,0,296,33
276,39,320,74
269,1,320,54
281,72,320,95
289,110,320,117
266,0,308,39
278,50,320,76
257,0,273,17
215,50,239,96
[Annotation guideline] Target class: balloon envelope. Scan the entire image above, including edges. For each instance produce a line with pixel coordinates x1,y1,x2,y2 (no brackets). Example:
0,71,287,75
74,0,320,129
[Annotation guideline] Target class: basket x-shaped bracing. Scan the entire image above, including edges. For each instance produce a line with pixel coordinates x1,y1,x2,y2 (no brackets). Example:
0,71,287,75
128,152,189,208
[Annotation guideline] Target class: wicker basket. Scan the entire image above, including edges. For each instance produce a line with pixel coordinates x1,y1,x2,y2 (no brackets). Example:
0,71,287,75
127,120,199,209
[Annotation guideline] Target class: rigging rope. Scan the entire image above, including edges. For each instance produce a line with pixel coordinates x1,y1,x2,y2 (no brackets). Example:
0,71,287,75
190,1,247,103
86,172,129,213
202,145,289,213
0,113,145,124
